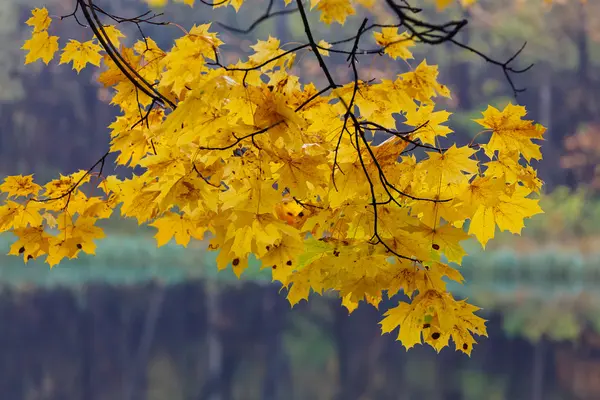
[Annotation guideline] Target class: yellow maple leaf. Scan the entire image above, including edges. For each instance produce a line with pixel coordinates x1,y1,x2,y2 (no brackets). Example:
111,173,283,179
381,290,485,354
110,126,152,166
354,0,375,7
0,201,43,232
212,0,244,11
468,205,496,248
41,171,89,203
8,226,51,262
159,27,221,96
47,236,82,267
175,0,196,6
373,28,415,60
101,25,126,46
145,0,168,6
26,7,52,33
418,144,478,187
311,0,356,25
474,103,546,162
59,40,103,73
150,211,210,247
436,0,477,10
468,184,542,248
81,197,115,219
380,300,424,350
404,103,453,145
248,36,292,72
317,40,332,57
493,185,544,235
62,215,106,255
0,175,42,198
262,232,306,282
42,212,58,228
286,271,311,306
98,47,141,87
399,59,451,102
416,224,470,264
271,147,329,199
446,301,488,356
22,30,59,65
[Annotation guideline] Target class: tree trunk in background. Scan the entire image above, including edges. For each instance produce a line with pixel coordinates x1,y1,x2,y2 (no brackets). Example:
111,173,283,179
508,338,536,399
531,339,546,400
276,2,289,42
538,70,558,185
0,106,15,174
80,290,94,400
455,9,472,110
577,3,589,85
202,280,224,400
333,304,350,400
125,283,166,400
261,287,290,400
332,303,378,400
539,79,552,133
575,2,594,124
121,292,134,399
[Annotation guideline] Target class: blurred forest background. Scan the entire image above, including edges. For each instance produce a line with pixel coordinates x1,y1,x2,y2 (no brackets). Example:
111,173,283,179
1,0,600,399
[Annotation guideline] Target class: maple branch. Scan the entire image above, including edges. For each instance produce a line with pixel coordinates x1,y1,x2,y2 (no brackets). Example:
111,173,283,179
192,163,224,189
359,121,447,153
197,83,332,151
384,0,466,45
90,6,166,26
319,34,414,56
295,0,338,90
296,1,364,190
213,2,529,100
331,18,369,188
217,0,298,34
87,1,172,105
197,124,281,151
78,0,176,109
131,99,158,131
198,0,229,5
382,0,531,97
294,85,334,111
329,23,402,46
60,1,87,27
399,143,419,156
331,18,367,191
449,39,533,97
293,197,324,211
215,44,309,73
356,123,449,203
335,16,451,263
354,125,418,263
214,15,416,61
31,150,110,205
342,18,423,262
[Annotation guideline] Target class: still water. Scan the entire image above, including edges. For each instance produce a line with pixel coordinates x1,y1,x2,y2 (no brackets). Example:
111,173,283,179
0,237,598,400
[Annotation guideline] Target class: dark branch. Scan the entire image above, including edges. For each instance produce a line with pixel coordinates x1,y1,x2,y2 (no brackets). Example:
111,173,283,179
218,0,298,34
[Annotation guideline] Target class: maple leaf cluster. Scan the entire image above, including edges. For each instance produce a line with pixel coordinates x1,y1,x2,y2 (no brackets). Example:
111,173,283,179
7,0,546,355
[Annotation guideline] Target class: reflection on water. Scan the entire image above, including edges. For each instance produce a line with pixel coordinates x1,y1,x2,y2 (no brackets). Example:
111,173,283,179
0,237,597,399
1,280,599,400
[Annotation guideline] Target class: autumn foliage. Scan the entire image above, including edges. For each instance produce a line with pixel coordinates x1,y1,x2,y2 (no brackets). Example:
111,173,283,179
5,0,546,355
